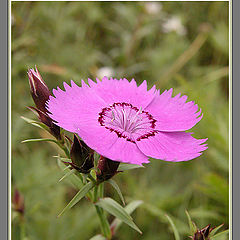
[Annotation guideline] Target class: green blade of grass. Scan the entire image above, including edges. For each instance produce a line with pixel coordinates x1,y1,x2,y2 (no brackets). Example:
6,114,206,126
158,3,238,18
165,214,180,240
185,210,197,235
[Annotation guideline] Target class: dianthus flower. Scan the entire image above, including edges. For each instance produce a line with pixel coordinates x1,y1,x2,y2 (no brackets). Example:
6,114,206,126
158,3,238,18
47,77,207,165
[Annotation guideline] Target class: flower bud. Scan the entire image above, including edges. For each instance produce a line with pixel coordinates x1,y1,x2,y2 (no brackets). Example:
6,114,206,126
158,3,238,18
96,156,120,182
191,231,204,240
70,134,94,173
27,66,61,140
190,224,216,240
28,66,51,113
12,189,24,215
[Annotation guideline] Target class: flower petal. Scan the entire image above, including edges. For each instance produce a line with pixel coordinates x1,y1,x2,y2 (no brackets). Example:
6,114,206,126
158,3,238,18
145,89,202,131
81,132,150,166
135,131,208,162
72,115,149,165
67,114,149,166
46,81,106,133
46,81,149,165
88,77,157,109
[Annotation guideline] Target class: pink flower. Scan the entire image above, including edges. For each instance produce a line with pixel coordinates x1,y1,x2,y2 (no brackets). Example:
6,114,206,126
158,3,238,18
46,77,207,166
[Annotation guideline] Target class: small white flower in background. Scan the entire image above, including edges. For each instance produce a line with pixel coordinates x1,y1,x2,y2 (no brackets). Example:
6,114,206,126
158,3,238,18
97,67,114,79
144,2,162,15
162,16,187,36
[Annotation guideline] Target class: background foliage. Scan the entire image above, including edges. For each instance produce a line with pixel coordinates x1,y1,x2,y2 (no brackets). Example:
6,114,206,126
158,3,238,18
11,1,229,240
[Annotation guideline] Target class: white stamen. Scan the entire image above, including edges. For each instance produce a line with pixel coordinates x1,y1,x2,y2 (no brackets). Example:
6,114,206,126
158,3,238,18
103,104,154,137
111,110,115,122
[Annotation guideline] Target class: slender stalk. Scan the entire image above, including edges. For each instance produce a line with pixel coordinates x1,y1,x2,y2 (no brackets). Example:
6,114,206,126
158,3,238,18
56,132,111,238
94,185,99,202
99,182,104,198
95,205,112,239
94,184,112,239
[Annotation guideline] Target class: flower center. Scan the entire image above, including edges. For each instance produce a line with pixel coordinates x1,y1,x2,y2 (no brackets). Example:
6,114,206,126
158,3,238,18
98,102,157,143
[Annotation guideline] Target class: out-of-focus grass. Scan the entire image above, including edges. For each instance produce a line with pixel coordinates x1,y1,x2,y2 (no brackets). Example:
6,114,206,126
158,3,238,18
11,2,229,240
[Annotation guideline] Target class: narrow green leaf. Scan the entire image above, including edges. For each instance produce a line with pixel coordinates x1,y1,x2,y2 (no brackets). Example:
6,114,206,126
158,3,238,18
21,116,36,123
211,229,229,239
118,163,144,171
165,214,180,240
185,210,197,235
53,156,71,163
89,235,106,240
124,200,143,213
57,158,83,189
110,200,143,234
57,158,69,171
62,165,71,171
209,224,224,237
21,138,58,144
96,198,132,220
21,116,49,131
95,198,142,234
59,169,76,182
58,181,94,217
107,179,125,205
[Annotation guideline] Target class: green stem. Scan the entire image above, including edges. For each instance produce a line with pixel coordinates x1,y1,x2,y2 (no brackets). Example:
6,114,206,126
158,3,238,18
94,185,98,202
95,205,112,239
56,133,110,238
99,182,104,198
94,184,112,239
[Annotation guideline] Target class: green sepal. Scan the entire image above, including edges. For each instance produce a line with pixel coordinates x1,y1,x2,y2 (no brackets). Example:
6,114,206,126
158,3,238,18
209,223,224,237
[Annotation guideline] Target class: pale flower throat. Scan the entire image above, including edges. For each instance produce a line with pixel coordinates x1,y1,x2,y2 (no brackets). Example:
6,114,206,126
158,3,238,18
98,102,158,143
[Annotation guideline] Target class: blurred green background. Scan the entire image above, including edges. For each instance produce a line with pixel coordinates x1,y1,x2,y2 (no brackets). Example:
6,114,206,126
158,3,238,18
11,1,229,240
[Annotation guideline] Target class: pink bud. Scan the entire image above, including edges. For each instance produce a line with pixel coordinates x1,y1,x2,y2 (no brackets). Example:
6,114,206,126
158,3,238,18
97,156,120,182
28,66,51,113
12,189,24,215
70,134,94,173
